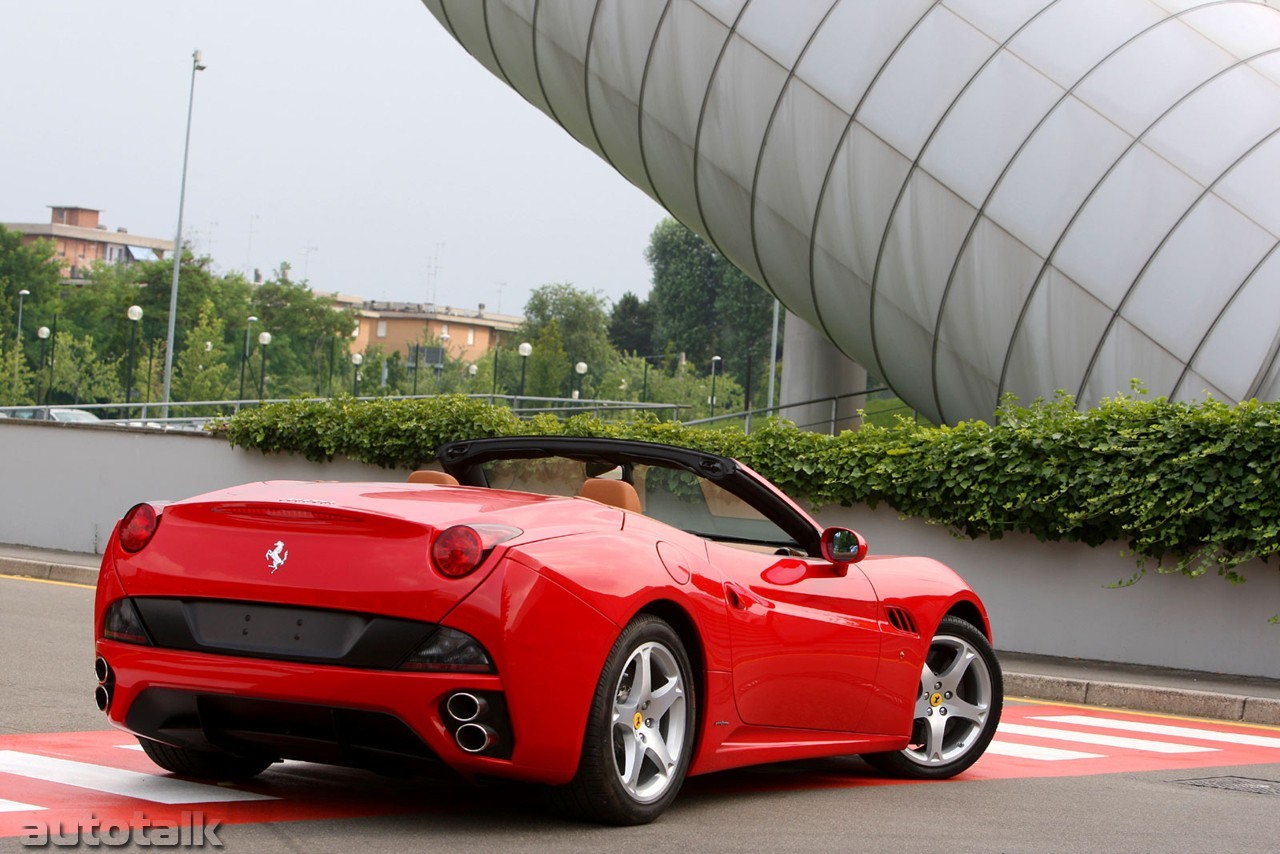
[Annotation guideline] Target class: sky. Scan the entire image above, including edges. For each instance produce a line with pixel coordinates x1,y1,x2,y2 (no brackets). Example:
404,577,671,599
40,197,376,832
0,0,670,316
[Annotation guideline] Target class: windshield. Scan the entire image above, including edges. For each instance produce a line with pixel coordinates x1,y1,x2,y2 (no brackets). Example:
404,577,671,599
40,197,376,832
480,455,797,548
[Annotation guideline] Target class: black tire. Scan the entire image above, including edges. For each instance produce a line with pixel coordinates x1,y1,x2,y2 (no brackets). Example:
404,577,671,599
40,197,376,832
863,615,1003,779
138,737,273,781
549,614,696,825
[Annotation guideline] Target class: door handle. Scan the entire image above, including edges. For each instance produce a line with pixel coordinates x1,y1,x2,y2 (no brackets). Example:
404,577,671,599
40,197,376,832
725,581,770,611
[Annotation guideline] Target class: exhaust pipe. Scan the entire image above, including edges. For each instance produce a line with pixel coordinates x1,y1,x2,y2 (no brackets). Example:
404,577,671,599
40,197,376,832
445,692,488,723
95,656,112,684
455,722,498,754
94,684,112,713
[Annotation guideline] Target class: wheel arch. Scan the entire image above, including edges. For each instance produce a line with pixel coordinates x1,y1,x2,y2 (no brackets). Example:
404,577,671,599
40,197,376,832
945,598,991,641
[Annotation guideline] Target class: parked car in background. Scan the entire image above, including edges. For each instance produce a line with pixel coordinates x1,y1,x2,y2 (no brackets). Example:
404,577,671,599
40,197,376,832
93,436,1003,824
0,407,102,422
48,408,102,423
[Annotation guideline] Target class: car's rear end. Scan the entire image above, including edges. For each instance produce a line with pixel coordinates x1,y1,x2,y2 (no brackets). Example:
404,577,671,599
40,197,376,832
93,480,625,784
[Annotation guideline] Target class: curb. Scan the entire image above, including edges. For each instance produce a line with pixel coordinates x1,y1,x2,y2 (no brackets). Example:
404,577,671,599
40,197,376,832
1006,672,1280,727
0,556,99,587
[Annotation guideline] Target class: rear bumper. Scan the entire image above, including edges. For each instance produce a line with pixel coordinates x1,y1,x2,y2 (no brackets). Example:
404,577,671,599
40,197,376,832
94,640,550,783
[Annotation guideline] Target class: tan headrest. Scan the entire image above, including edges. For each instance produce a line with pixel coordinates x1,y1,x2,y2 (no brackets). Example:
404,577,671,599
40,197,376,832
578,478,642,513
408,470,459,486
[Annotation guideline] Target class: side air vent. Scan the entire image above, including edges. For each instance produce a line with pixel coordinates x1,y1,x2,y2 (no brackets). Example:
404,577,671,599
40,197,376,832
885,606,919,635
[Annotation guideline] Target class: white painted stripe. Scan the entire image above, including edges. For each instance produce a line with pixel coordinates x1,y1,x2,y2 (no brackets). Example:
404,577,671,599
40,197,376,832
0,798,44,812
0,751,278,804
997,723,1218,754
985,740,1103,761
1032,715,1280,749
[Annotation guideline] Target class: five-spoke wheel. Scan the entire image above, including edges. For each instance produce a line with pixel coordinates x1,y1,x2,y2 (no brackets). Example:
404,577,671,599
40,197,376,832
552,614,695,825
864,615,1002,779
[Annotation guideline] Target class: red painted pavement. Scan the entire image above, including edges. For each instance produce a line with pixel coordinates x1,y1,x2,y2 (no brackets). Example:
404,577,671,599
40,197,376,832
3,704,1279,836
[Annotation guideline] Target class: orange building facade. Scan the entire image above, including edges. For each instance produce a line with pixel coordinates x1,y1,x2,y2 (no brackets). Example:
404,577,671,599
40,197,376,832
335,296,523,367
3,207,173,280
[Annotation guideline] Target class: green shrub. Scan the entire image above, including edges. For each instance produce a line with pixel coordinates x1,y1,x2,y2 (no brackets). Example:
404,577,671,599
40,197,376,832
219,392,1280,583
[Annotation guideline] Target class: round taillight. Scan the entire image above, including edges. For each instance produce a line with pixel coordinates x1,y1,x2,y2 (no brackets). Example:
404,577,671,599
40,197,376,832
432,525,485,578
119,503,160,553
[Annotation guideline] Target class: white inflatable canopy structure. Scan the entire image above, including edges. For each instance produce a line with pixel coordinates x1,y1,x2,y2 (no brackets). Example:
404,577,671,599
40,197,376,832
422,0,1280,423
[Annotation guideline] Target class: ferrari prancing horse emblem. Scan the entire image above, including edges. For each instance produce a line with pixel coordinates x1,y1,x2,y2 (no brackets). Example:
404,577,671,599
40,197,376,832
266,540,289,574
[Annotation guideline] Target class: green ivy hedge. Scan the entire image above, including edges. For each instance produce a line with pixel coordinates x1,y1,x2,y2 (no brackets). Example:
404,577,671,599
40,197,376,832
219,392,1280,584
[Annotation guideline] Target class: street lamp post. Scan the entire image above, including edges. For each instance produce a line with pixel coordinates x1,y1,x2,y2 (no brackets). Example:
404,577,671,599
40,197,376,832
12,288,30,397
409,343,419,396
237,315,258,407
491,346,500,402
517,341,532,401
351,352,363,397
639,354,664,403
709,355,722,416
161,48,207,418
125,305,143,408
468,363,478,387
257,331,271,401
36,326,49,405
573,361,588,400
437,332,451,383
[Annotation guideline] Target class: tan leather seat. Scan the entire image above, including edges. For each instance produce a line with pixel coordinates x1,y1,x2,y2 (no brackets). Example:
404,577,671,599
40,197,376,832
408,470,459,486
578,478,642,513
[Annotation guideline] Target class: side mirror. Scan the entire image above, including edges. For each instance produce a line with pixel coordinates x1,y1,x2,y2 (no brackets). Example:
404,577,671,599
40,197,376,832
821,527,867,565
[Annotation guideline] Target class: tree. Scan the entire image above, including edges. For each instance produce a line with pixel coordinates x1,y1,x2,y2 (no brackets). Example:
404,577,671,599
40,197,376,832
526,319,570,398
48,331,121,404
0,338,35,406
520,283,616,387
0,226,61,335
608,291,653,355
250,275,355,397
173,300,231,404
646,219,721,366
645,217,777,408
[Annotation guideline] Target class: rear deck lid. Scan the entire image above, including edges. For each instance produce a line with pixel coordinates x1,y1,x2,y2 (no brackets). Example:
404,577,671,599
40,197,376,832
111,480,622,623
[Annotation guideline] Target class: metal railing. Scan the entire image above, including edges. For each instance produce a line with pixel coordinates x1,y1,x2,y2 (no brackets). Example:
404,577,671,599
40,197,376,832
683,386,909,434
1,390,911,435
0,394,687,429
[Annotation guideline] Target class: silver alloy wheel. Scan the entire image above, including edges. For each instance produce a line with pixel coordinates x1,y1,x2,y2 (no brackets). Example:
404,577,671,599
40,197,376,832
903,632,995,767
610,640,688,804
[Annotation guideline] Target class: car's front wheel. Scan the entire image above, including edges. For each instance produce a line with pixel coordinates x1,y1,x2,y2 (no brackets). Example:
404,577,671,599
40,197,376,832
551,614,696,825
138,737,273,781
863,615,1002,779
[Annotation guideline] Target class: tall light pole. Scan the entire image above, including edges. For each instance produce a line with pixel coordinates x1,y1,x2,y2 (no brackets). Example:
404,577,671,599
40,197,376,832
257,331,271,401
125,305,143,407
237,315,258,406
437,332,451,383
517,340,532,402
36,326,50,405
709,355,722,416
12,288,30,397
574,361,588,400
351,352,364,397
161,48,207,417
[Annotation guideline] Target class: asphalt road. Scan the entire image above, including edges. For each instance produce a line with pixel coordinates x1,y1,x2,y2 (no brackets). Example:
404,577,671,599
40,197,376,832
3,575,1279,853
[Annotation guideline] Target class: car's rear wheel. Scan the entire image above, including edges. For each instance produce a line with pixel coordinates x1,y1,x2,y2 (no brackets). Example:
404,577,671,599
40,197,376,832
138,737,273,781
551,614,695,825
863,615,1002,779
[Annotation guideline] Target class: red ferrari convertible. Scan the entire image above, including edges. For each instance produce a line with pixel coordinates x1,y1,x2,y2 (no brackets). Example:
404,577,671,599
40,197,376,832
94,436,1002,824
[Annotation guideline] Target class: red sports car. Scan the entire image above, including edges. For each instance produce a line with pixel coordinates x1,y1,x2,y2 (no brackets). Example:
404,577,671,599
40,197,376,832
94,436,1003,824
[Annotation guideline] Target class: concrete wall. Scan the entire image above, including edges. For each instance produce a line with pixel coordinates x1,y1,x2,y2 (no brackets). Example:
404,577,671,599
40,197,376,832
0,420,404,555
3,420,1276,678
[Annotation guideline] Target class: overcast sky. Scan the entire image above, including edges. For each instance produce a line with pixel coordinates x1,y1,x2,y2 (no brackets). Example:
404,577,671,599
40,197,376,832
0,0,669,315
